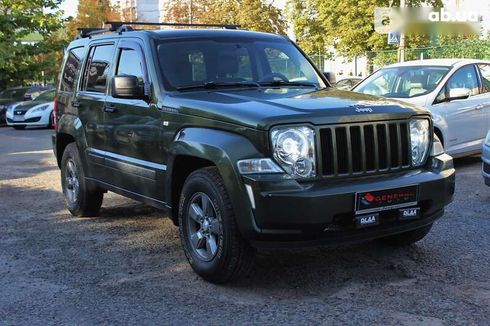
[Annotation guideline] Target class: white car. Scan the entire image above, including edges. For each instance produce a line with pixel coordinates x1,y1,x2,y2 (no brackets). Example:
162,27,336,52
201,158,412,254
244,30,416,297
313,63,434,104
353,59,490,157
6,90,55,130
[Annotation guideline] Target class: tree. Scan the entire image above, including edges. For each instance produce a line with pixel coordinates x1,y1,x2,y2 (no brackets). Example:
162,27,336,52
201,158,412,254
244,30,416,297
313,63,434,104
67,0,119,39
162,0,287,34
0,0,66,89
287,0,442,58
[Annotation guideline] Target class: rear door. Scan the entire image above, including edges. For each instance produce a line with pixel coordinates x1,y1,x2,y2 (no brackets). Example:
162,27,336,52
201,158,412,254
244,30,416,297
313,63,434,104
433,64,485,154
76,42,117,180
102,39,164,200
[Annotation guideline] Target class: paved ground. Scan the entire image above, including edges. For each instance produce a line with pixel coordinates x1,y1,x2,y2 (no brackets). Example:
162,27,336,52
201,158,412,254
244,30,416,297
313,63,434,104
0,126,488,325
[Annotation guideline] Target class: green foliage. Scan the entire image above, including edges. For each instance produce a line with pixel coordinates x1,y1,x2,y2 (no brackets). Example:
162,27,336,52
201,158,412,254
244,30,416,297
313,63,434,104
287,0,442,58
0,0,67,89
163,0,287,35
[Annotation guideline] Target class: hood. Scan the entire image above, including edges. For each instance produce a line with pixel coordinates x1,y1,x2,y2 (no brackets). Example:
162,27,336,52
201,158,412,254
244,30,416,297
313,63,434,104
12,100,47,112
162,87,429,130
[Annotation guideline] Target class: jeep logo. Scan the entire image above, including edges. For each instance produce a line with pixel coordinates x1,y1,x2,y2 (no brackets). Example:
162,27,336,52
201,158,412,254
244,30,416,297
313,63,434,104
355,107,373,113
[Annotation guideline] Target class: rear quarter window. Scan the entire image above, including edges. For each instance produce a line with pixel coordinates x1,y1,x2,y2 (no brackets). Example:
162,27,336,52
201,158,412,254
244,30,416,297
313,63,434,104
60,47,85,92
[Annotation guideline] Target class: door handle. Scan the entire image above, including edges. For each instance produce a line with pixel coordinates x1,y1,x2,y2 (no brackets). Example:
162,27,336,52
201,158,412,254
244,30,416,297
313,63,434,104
475,104,484,110
71,100,81,108
103,104,117,113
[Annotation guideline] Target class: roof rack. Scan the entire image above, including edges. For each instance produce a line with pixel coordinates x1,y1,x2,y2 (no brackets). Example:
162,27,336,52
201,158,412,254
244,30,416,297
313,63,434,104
75,21,241,40
104,21,241,30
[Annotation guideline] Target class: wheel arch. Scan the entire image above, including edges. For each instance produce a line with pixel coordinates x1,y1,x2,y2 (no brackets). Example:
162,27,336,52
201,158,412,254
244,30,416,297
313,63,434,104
54,114,88,168
165,127,263,237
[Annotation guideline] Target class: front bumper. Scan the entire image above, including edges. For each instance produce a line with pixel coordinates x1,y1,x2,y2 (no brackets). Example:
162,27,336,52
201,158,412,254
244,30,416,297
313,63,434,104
241,154,455,247
482,144,490,186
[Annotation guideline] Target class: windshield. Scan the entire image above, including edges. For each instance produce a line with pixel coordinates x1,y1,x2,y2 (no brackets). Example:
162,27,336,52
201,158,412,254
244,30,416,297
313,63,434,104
354,66,450,98
34,90,55,102
156,38,325,90
0,88,28,100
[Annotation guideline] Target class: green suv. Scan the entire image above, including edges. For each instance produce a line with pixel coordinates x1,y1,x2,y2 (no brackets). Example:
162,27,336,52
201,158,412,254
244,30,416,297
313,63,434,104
53,23,455,283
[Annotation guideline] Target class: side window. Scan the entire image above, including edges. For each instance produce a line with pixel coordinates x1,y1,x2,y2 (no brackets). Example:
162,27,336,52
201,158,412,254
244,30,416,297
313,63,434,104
478,64,490,94
83,44,115,93
446,65,479,96
60,47,85,92
116,49,145,86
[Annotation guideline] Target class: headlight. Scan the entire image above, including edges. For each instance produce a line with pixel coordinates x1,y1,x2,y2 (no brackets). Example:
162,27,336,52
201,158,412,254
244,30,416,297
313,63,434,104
410,119,430,166
30,104,49,113
271,126,316,178
485,131,490,146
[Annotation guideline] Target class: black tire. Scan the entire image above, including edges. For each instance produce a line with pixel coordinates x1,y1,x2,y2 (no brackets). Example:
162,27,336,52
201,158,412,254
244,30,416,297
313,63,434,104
378,223,433,246
13,125,26,130
61,143,103,217
48,111,54,129
178,167,255,283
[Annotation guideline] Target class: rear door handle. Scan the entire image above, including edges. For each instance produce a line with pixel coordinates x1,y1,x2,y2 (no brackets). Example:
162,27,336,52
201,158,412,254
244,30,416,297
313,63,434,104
71,100,81,108
475,104,484,110
103,104,117,113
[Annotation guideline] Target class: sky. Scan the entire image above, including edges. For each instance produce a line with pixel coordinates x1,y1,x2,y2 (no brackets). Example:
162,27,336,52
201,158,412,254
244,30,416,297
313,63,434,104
59,0,78,18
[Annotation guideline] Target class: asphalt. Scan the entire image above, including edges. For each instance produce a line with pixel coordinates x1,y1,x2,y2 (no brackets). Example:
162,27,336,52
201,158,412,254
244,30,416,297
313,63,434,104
0,126,488,325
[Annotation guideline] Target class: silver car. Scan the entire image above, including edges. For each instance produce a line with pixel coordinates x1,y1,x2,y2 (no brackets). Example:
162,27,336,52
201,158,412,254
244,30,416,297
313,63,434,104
483,130,490,186
353,59,490,158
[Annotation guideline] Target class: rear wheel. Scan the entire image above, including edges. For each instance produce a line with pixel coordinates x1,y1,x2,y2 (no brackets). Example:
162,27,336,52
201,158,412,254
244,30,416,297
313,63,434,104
378,223,433,246
13,125,26,130
61,143,103,217
178,167,255,283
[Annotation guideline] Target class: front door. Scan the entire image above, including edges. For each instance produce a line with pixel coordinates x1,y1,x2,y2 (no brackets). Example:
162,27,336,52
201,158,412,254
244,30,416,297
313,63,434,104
434,64,486,154
103,40,164,200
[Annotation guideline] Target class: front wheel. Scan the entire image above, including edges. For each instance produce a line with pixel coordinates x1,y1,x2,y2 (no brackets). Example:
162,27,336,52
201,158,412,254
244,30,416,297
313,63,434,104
178,167,255,283
378,223,433,246
61,143,103,217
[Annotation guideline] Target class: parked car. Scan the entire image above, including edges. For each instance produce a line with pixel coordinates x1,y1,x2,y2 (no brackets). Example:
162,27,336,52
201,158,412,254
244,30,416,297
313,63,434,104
353,59,490,158
0,86,53,124
53,22,455,283
335,77,362,90
6,89,56,129
483,130,490,186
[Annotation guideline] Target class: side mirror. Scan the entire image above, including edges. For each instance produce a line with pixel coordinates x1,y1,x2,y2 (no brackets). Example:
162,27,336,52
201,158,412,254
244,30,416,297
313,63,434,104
448,88,470,101
323,72,336,86
112,75,145,99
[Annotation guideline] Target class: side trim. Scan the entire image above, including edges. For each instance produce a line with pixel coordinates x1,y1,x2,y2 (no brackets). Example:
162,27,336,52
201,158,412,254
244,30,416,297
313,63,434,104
86,177,171,211
88,148,167,171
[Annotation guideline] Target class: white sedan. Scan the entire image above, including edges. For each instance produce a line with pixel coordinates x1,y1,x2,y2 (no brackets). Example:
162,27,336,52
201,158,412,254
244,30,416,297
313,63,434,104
353,59,490,157
6,90,55,130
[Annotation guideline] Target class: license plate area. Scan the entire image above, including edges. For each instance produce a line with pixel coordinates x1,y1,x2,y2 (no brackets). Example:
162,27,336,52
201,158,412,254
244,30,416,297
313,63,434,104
355,185,418,214
13,116,25,121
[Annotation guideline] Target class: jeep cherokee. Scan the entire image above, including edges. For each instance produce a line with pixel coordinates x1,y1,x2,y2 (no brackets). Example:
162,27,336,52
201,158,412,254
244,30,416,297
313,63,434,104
52,22,455,283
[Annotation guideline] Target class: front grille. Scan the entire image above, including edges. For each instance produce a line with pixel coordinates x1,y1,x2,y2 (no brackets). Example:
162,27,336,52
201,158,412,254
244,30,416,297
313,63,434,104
320,121,411,177
484,162,490,174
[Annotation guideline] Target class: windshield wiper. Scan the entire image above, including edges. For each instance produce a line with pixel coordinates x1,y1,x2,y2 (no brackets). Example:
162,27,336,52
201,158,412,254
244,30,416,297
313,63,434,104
176,81,261,91
259,80,318,88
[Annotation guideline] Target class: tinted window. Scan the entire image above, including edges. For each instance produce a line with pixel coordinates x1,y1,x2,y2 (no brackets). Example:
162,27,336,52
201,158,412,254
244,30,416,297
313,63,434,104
447,65,479,96
60,47,85,92
157,38,324,89
355,66,450,98
34,90,56,102
0,88,28,100
478,64,490,93
116,49,145,82
83,44,115,93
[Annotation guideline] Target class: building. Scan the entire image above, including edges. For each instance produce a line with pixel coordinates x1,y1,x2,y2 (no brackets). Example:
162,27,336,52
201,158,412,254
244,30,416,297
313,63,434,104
111,0,163,22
